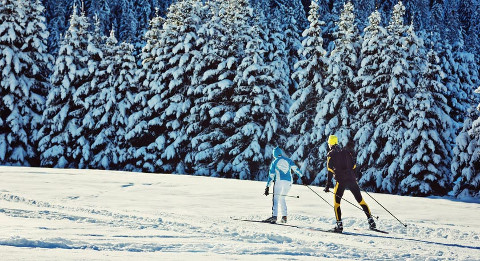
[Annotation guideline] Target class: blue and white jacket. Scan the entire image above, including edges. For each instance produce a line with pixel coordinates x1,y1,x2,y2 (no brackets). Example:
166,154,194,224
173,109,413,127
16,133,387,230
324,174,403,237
266,154,303,187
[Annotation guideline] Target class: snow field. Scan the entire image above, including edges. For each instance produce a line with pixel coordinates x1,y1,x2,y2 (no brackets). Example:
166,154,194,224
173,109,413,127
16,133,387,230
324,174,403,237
0,166,479,260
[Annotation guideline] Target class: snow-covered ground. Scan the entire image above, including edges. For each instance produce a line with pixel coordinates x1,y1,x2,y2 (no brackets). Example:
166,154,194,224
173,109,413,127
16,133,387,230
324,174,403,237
0,166,479,260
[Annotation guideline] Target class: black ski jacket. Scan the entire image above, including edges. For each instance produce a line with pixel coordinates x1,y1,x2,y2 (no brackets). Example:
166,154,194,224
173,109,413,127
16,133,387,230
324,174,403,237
326,145,357,186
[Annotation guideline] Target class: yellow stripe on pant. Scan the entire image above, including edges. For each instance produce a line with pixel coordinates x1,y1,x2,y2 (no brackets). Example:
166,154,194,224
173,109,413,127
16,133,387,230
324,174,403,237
333,183,340,221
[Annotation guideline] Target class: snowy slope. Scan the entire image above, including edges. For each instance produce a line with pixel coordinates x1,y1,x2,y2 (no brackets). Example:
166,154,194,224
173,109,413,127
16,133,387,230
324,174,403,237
0,166,479,260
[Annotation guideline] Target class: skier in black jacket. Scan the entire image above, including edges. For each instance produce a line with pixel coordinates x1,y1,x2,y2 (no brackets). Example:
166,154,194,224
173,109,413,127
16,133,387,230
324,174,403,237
325,135,376,233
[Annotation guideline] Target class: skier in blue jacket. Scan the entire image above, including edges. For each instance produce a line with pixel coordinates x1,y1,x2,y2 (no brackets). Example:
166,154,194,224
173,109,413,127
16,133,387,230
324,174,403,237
264,147,307,224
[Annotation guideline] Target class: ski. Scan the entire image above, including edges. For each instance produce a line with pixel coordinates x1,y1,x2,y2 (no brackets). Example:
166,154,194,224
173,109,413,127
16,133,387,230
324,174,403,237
232,218,341,233
353,227,389,234
232,218,389,234
232,218,300,228
368,228,389,234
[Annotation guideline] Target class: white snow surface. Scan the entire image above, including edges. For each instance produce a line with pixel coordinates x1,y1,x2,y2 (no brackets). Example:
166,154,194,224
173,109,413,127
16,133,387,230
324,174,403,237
0,166,479,260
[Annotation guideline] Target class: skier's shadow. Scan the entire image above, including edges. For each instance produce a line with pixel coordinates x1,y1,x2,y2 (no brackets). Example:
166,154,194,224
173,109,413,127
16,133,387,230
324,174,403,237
305,227,480,251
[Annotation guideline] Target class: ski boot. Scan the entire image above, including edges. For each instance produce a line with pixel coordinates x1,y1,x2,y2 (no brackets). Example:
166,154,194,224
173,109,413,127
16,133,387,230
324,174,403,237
264,216,277,224
368,217,376,229
332,220,343,233
280,216,287,224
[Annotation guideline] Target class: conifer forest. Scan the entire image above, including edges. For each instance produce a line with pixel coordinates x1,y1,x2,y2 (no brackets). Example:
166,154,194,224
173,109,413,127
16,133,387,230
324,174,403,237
1,0,479,198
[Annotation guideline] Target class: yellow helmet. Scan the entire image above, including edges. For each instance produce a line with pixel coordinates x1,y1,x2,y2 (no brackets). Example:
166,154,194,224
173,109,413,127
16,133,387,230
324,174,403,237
328,135,338,146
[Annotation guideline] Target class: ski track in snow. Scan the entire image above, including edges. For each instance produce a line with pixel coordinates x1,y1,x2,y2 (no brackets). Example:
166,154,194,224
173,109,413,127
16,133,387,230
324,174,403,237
0,167,479,260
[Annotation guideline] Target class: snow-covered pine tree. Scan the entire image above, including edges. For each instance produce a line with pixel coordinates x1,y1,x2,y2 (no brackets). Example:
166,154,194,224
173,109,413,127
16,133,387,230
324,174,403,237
404,23,426,88
183,0,219,175
117,0,137,42
125,10,164,172
111,40,138,170
280,6,304,95
0,0,28,165
21,0,52,167
38,6,95,168
225,25,272,180
434,40,465,137
358,1,414,193
441,0,462,43
83,26,137,171
437,37,480,143
70,15,104,169
271,0,308,30
316,0,340,52
83,24,112,169
131,0,205,174
354,0,376,29
86,0,110,36
451,102,480,199
353,9,388,176
399,47,452,196
134,0,157,44
453,40,480,118
222,13,290,181
458,0,480,55
43,0,71,54
189,0,253,177
0,0,50,166
320,1,360,151
287,0,329,184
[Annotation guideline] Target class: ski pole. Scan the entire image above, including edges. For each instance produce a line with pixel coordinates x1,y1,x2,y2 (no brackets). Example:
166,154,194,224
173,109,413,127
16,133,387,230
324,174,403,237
327,191,379,219
305,185,334,208
362,189,407,227
269,194,300,198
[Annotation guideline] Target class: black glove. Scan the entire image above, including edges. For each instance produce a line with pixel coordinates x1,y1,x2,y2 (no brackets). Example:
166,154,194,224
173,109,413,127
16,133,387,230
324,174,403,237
324,185,330,193
301,176,308,185
264,187,269,196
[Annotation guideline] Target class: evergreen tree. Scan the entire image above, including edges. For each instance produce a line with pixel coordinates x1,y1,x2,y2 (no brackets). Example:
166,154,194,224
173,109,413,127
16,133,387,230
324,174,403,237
129,0,205,173
287,0,329,184
441,0,462,43
87,29,117,169
458,0,480,55
0,0,28,165
353,9,388,174
377,0,415,193
437,38,480,143
0,0,50,166
451,103,480,199
271,0,308,30
38,6,95,168
183,0,216,174
404,23,426,87
321,1,360,150
125,10,164,172
117,0,137,42
399,47,452,196
281,7,304,95
86,28,137,170
357,1,414,193
44,0,71,54
134,0,156,43
189,0,253,177
435,40,465,136
453,41,480,118
22,0,52,166
354,0,376,28
223,18,290,181
71,15,103,169
112,41,138,170
86,0,110,36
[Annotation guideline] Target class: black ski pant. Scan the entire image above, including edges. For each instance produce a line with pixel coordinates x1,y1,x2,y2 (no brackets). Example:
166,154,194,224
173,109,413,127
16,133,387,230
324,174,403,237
333,180,372,221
